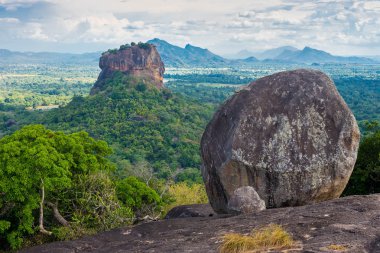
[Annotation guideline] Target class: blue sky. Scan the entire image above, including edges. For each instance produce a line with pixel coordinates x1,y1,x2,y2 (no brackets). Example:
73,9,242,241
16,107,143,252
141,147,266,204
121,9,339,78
0,0,379,56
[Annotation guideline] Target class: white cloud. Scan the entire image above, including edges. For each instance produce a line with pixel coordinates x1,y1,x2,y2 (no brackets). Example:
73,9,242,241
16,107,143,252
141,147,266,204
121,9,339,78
0,17,20,23
0,0,379,55
0,0,52,10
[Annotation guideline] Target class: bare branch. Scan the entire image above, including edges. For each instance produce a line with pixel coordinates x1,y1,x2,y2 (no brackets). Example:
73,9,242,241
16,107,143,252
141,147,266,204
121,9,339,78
46,202,70,227
39,179,52,235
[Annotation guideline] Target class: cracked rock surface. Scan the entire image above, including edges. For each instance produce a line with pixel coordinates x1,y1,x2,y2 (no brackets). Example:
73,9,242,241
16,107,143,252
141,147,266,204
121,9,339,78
22,194,380,253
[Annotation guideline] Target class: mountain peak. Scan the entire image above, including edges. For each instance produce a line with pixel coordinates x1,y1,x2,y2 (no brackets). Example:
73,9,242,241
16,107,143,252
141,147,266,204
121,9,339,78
185,44,206,51
147,38,170,45
253,46,299,60
145,38,227,67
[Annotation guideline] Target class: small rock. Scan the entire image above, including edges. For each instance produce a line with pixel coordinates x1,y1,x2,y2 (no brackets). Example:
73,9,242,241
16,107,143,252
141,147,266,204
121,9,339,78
227,186,266,214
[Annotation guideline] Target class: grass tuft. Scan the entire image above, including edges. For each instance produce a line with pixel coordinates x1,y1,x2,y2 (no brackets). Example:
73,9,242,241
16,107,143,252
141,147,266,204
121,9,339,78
219,224,294,253
327,244,348,251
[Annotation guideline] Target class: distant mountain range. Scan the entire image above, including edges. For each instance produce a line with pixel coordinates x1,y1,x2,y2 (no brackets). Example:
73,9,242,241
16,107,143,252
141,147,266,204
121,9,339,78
272,47,375,64
226,46,376,64
147,39,376,66
0,49,100,64
147,38,227,67
0,39,377,67
147,38,258,67
228,46,299,60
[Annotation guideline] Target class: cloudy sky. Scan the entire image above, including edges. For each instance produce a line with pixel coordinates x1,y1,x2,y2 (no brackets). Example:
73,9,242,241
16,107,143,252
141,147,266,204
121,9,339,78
0,0,379,56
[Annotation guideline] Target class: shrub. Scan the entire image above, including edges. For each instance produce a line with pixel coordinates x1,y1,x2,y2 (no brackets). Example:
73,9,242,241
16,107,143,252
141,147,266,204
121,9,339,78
136,83,147,92
137,42,150,50
162,182,208,215
102,48,118,55
62,172,133,231
116,176,162,217
176,168,203,184
219,224,294,253
119,44,131,51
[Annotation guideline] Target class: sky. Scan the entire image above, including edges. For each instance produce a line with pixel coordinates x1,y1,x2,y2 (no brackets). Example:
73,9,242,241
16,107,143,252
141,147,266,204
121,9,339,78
0,0,379,56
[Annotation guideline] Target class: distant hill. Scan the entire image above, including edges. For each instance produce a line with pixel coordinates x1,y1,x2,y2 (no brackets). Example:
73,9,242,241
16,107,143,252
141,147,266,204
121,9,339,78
147,38,229,67
0,41,377,66
274,47,375,64
225,46,298,60
225,46,377,64
147,38,258,67
0,49,100,64
254,46,299,60
148,39,376,66
368,55,380,62
224,49,257,59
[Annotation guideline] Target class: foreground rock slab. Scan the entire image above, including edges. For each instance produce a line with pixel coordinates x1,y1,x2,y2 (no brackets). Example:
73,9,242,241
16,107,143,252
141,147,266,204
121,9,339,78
22,194,380,253
201,69,360,214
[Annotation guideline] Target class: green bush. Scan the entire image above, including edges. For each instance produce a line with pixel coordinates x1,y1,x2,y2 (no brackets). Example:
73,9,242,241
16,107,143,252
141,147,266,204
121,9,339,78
116,177,162,217
119,44,131,51
344,126,380,195
137,42,150,49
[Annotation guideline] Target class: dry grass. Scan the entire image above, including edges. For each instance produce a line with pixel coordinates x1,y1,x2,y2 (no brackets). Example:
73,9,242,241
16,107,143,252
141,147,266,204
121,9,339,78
162,182,208,215
219,224,294,253
327,244,348,251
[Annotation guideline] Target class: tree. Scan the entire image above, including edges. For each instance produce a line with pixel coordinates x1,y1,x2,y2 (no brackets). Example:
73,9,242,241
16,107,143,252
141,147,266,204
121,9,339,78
344,126,380,195
0,125,114,249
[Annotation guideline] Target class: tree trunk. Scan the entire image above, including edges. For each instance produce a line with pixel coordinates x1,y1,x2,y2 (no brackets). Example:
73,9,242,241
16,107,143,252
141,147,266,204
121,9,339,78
46,202,70,227
0,203,15,217
39,179,52,235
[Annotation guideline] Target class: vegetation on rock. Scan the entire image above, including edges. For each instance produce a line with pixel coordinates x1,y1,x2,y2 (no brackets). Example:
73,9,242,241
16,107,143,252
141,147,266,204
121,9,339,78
101,42,152,56
219,224,294,253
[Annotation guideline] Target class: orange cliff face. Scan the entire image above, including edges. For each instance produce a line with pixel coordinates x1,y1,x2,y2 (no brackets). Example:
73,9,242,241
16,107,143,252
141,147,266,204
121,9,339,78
90,44,165,95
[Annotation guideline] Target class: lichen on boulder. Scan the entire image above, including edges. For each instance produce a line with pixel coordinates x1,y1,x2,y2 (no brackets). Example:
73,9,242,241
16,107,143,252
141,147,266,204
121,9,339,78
201,69,360,214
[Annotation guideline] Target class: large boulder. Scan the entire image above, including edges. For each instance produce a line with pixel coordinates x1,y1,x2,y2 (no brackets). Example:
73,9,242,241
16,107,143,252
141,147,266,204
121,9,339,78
201,69,360,214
